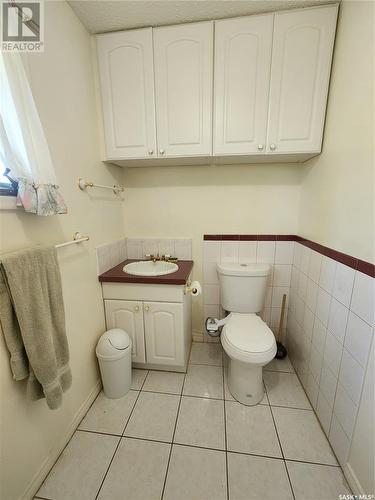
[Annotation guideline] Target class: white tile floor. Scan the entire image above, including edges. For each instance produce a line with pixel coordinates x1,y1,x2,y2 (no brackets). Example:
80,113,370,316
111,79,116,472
35,343,352,500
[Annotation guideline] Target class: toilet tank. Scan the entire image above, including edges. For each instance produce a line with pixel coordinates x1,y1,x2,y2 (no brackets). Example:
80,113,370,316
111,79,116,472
217,263,271,313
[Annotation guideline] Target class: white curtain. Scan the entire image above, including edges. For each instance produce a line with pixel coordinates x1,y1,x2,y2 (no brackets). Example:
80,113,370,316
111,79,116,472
0,52,67,215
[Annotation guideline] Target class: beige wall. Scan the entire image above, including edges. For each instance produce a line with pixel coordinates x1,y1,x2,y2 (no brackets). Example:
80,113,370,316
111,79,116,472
0,2,124,499
123,164,303,331
298,0,374,263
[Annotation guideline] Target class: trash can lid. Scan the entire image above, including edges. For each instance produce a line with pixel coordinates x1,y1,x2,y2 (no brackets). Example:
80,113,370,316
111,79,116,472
96,328,132,359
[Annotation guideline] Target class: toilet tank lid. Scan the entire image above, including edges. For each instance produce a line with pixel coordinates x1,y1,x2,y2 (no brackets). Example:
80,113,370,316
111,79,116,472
217,263,271,277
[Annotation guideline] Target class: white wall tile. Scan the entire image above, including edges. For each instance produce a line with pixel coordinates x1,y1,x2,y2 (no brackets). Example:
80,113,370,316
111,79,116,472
329,415,350,466
204,305,220,320
96,244,110,275
275,241,294,264
174,239,192,260
333,384,358,440
319,256,337,294
351,271,375,326
220,241,239,263
203,262,219,284
238,241,257,263
316,287,332,327
309,344,323,384
312,318,327,354
293,243,302,269
323,331,343,377
306,373,319,408
142,239,158,256
344,312,373,367
264,287,272,309
203,284,220,305
126,239,143,259
291,267,299,290
257,241,275,264
332,262,355,308
295,296,305,326
270,307,282,328
308,251,322,283
109,240,121,268
305,279,318,313
300,246,311,275
203,241,221,262
297,272,308,301
302,306,315,341
273,265,292,287
119,238,128,262
317,391,333,436
319,364,338,407
327,298,349,344
158,239,175,257
338,349,365,405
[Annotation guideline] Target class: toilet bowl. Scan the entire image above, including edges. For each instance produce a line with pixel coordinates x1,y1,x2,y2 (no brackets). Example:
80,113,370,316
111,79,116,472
214,262,276,406
221,313,276,405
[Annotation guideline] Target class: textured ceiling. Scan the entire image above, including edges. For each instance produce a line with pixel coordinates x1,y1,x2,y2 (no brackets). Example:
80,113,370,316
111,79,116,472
68,0,338,34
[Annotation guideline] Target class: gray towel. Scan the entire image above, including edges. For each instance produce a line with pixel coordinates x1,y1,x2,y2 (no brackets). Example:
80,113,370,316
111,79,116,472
0,246,71,409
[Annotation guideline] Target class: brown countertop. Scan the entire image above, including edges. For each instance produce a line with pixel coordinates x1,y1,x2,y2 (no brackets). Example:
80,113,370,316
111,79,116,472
99,259,194,285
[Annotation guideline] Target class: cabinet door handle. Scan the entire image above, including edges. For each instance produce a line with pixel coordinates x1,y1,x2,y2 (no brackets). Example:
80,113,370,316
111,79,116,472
148,149,154,155
270,143,277,151
133,306,139,312
257,144,264,151
144,305,150,312
159,149,165,155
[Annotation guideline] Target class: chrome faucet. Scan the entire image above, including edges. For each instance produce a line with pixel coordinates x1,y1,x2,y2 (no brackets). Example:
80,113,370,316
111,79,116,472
145,254,178,263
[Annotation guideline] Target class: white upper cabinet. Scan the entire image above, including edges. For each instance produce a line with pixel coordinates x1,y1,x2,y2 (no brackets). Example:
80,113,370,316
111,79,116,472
266,4,338,154
96,5,338,164
214,14,274,155
153,22,213,157
96,29,157,159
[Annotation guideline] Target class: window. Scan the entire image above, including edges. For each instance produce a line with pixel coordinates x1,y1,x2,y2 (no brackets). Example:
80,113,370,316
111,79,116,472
0,165,18,196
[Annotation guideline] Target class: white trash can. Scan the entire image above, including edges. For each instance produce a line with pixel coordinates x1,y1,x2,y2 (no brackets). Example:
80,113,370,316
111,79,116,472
96,328,132,398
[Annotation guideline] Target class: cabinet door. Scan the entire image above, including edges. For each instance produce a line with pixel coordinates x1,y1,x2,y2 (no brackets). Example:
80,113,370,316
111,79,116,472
153,22,213,157
105,300,146,363
214,15,274,155
97,29,157,160
143,302,183,366
267,5,338,154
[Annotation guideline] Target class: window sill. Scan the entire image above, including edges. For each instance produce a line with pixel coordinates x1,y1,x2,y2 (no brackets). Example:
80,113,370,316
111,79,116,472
0,195,18,210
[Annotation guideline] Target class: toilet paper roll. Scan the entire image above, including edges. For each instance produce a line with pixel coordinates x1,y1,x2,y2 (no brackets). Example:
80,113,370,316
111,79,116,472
189,281,202,296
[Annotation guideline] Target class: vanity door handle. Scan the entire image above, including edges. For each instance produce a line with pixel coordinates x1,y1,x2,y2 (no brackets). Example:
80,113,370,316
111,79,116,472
144,305,150,312
133,306,139,312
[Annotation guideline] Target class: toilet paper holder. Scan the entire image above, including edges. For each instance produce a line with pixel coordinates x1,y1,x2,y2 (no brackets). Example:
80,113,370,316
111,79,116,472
184,280,201,296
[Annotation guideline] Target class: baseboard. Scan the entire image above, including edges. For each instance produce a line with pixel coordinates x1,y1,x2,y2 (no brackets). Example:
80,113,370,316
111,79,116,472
21,379,102,500
343,462,365,496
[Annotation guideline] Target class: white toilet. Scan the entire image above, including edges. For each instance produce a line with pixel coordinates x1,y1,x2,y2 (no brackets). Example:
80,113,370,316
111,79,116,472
217,262,276,406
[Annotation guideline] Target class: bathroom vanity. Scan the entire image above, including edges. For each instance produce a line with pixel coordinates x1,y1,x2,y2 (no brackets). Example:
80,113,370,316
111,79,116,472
99,260,193,372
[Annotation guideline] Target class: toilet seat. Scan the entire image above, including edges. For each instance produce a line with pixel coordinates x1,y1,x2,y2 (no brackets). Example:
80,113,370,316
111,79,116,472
222,313,276,364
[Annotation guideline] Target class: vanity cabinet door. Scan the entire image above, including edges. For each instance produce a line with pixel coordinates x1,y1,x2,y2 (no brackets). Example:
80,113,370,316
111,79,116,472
153,22,213,158
105,300,146,363
214,14,274,155
96,28,157,160
266,4,338,154
143,302,184,366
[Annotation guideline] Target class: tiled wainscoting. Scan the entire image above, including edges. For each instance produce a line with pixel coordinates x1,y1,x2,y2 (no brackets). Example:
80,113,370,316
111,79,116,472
202,236,294,342
287,240,374,469
202,233,374,485
96,238,192,275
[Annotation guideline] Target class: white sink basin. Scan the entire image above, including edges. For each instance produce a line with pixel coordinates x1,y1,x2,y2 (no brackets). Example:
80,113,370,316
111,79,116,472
123,260,178,276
